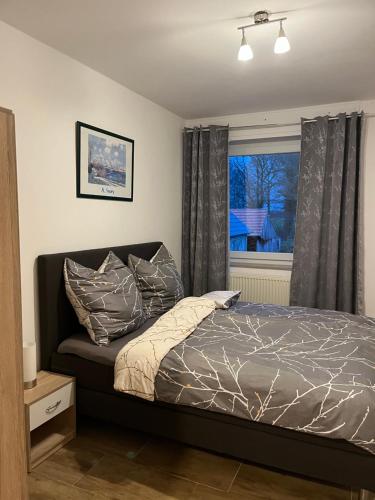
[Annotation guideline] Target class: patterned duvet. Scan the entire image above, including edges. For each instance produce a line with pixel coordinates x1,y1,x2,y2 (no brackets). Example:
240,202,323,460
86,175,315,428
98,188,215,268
117,300,375,454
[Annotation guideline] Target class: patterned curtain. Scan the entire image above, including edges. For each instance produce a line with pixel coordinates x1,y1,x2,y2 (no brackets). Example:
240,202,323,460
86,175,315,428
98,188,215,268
182,126,229,296
290,112,364,313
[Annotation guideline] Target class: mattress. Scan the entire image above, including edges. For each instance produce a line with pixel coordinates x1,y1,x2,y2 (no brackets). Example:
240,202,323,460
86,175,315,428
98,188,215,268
57,317,158,366
54,317,158,395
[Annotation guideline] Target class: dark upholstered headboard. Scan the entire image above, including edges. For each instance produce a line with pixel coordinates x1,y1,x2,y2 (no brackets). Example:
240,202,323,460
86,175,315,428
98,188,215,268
37,241,162,370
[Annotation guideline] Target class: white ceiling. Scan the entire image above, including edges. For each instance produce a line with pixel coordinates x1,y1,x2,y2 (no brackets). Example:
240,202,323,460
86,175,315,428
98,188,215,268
0,0,375,119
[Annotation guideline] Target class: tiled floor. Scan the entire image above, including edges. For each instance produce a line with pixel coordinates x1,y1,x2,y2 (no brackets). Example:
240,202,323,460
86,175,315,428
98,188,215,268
29,417,358,499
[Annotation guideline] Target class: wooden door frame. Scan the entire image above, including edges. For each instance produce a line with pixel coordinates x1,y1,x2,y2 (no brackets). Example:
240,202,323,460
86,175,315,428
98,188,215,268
0,106,28,499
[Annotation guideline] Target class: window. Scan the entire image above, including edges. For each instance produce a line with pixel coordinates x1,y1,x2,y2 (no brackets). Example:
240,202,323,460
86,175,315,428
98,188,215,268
229,137,300,266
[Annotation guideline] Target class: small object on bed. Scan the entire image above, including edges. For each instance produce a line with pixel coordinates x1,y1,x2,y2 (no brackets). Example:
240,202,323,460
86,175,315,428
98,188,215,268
128,244,184,318
64,251,144,346
201,290,241,309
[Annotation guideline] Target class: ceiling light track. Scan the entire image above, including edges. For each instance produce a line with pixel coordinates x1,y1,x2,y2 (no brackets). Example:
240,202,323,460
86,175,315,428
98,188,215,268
238,16,287,31
237,10,291,61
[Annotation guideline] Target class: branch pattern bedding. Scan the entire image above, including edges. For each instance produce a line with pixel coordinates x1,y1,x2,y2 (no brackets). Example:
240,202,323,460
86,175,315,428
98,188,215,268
114,297,216,399
115,299,375,454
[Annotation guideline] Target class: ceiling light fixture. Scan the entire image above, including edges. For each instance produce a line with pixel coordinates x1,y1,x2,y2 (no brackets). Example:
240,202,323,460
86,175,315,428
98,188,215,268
238,28,254,61
237,10,291,61
274,20,290,54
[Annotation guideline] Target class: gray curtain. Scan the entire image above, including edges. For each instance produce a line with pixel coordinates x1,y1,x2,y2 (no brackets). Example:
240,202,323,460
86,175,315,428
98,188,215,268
182,126,229,296
290,112,364,314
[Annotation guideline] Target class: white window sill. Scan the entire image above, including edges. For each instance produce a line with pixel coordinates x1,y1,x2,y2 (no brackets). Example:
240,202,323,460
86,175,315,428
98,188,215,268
230,252,293,271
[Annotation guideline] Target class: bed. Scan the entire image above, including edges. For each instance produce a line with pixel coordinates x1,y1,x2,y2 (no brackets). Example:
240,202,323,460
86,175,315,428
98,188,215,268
37,241,375,493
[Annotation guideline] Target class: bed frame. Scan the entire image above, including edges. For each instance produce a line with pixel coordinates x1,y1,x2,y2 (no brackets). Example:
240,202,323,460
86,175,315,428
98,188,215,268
37,241,375,495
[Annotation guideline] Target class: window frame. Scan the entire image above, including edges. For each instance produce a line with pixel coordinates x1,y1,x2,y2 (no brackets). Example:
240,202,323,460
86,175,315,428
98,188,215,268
230,251,293,270
229,131,301,270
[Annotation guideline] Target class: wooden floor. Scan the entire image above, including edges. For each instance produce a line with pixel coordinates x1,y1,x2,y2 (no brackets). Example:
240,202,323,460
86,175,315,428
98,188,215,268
28,417,358,499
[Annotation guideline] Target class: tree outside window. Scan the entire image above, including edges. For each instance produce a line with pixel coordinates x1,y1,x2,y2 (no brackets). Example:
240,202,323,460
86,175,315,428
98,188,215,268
229,152,300,253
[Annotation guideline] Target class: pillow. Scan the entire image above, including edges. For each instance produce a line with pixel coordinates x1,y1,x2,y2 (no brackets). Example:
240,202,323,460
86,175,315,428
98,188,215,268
128,244,184,318
201,290,241,309
64,251,144,346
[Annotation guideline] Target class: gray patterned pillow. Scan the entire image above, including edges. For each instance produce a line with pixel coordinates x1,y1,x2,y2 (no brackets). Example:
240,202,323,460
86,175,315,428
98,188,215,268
64,251,144,346
128,244,184,318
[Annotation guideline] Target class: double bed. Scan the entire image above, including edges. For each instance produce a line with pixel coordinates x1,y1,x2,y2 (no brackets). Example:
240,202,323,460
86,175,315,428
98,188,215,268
38,241,375,493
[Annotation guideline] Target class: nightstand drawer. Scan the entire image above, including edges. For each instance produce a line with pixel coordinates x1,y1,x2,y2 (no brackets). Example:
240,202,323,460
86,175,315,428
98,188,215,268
29,382,74,431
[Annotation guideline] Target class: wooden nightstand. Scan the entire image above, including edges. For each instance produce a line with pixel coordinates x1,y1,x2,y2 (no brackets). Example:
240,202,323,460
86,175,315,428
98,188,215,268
24,371,76,472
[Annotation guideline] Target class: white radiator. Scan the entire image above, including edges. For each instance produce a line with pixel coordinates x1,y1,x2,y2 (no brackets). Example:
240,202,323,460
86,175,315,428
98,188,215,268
230,274,291,306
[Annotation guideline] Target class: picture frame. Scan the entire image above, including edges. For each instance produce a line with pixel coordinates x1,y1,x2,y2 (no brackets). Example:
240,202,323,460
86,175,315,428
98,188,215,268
76,121,134,202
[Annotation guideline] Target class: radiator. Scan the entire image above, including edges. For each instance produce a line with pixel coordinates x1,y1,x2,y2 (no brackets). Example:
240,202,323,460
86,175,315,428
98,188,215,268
230,274,291,306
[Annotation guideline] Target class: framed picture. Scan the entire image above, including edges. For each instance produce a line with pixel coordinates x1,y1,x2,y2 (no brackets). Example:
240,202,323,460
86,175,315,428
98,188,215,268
76,121,134,202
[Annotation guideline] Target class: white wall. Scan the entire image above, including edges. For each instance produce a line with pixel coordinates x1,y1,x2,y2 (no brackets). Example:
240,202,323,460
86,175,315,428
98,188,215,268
0,21,183,353
186,100,375,316
362,101,375,316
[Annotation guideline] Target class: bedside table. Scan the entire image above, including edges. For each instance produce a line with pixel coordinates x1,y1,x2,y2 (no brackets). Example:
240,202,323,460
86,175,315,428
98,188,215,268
24,371,76,472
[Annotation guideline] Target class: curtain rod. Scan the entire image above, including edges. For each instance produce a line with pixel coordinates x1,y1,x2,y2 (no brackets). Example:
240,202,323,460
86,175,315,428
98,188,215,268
184,112,375,132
